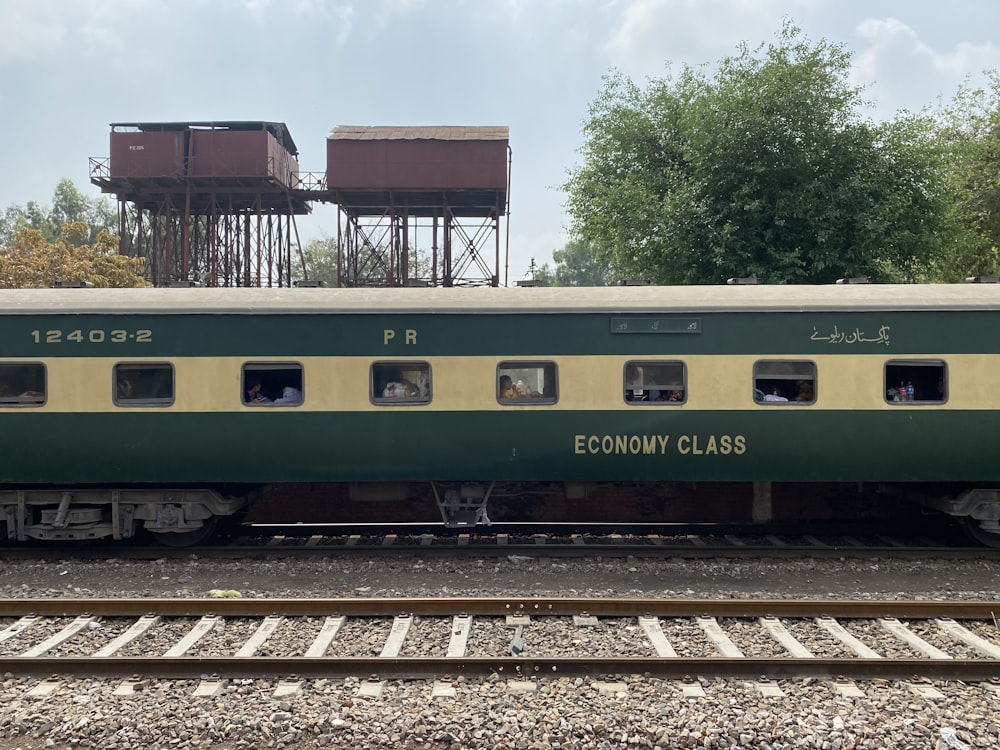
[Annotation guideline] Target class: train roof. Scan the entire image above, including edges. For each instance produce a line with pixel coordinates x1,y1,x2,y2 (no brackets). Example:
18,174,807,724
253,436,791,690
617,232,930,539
2,284,1000,315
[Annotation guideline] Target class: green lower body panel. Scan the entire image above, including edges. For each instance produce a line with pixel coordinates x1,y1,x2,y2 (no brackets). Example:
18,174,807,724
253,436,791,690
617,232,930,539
0,410,995,485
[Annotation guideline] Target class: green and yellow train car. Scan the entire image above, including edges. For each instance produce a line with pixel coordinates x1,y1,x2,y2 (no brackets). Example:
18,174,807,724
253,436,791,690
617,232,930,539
1,283,999,544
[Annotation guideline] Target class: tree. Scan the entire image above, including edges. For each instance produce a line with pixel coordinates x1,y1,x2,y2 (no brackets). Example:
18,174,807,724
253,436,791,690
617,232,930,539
564,22,970,284
301,236,340,286
0,179,117,247
530,261,554,286
0,221,147,288
542,238,617,286
933,72,1000,280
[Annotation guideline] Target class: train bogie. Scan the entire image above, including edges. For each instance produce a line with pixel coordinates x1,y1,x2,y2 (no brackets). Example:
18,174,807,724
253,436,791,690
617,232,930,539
0,488,244,545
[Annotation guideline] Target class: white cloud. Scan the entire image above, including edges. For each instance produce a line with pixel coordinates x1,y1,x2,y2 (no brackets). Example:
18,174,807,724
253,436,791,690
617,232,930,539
852,17,1000,116
603,0,818,78
0,0,160,66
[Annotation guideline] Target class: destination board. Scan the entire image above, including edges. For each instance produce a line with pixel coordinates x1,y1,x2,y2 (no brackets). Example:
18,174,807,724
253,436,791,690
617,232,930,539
610,317,702,334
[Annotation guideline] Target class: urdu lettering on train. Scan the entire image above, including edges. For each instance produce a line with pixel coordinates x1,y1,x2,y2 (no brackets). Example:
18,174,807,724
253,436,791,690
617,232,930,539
574,434,747,456
809,324,890,346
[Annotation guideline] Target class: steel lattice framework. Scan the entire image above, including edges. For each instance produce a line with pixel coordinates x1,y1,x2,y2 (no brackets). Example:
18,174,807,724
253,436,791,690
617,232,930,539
90,122,510,288
334,200,504,288
325,126,510,288
101,187,305,287
90,122,309,288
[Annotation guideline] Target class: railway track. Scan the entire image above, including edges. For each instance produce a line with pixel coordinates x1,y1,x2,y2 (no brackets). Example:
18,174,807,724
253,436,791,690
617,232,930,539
4,524,995,560
231,527,987,558
3,598,1000,696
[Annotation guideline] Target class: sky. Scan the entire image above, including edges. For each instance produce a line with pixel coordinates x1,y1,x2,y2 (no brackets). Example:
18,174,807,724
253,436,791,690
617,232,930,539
2,0,1000,285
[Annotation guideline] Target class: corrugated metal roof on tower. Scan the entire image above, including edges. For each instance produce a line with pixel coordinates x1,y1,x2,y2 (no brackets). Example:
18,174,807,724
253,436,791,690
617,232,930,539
329,125,509,141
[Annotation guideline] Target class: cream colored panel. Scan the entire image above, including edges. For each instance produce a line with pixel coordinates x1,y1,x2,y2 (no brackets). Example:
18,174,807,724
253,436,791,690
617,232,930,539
13,353,986,413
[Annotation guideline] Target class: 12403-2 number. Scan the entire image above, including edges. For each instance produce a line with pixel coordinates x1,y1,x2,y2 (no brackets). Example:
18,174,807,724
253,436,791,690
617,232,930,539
30,329,152,344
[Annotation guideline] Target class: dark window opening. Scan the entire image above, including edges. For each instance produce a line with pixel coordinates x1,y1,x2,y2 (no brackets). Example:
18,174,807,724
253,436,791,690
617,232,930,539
114,363,174,406
0,362,46,406
754,360,816,404
624,361,686,404
498,362,557,404
371,362,431,404
243,363,304,406
885,360,946,403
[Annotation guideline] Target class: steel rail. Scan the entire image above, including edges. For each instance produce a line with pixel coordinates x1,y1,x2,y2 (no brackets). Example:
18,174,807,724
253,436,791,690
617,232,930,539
7,543,998,561
1,656,999,681
1,598,999,618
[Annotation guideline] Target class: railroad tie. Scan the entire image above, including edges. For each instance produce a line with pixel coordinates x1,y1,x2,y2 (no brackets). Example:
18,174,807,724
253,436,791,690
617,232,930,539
304,616,347,658
446,615,473,658
19,616,95,658
379,614,412,658
163,615,221,658
880,618,952,660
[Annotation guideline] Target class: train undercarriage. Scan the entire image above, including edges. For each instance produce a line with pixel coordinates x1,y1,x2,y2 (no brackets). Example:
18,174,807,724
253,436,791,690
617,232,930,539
2,481,1000,547
0,488,247,547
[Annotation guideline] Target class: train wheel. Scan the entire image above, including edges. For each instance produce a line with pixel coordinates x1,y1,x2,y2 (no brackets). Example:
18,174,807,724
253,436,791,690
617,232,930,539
150,517,219,548
959,516,1000,548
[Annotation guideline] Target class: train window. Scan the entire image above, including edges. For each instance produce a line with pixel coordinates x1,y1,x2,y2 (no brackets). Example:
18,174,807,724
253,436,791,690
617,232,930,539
754,360,816,404
371,361,431,405
498,361,558,404
0,362,46,407
114,363,174,407
884,360,946,403
243,362,304,406
624,361,686,404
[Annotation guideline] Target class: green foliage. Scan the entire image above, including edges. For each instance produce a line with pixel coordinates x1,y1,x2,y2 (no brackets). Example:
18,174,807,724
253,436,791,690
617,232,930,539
305,232,444,287
301,236,340,286
564,22,972,284
544,238,617,286
932,71,1000,280
530,262,555,286
0,179,117,247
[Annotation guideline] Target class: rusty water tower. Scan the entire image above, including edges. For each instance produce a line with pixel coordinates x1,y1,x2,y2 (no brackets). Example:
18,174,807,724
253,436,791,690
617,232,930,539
90,121,308,287
325,125,510,287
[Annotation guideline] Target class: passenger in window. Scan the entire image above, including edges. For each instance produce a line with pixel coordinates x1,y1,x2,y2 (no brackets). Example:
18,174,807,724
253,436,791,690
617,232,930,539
795,381,814,401
517,380,542,397
663,389,683,402
274,386,302,405
247,382,272,404
500,375,517,399
117,378,134,400
383,380,417,398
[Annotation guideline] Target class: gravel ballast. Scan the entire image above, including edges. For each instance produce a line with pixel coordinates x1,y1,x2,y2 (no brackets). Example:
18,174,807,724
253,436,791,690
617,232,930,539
0,553,998,749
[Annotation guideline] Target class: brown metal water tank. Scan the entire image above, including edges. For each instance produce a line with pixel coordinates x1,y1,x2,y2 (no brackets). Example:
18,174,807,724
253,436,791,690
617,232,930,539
326,125,508,191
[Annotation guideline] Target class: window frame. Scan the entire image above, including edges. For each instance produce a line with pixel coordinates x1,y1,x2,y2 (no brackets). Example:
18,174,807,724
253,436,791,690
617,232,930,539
884,359,947,404
623,360,687,405
753,359,817,405
371,360,432,406
242,361,305,408
0,361,47,407
113,362,175,407
497,361,558,405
